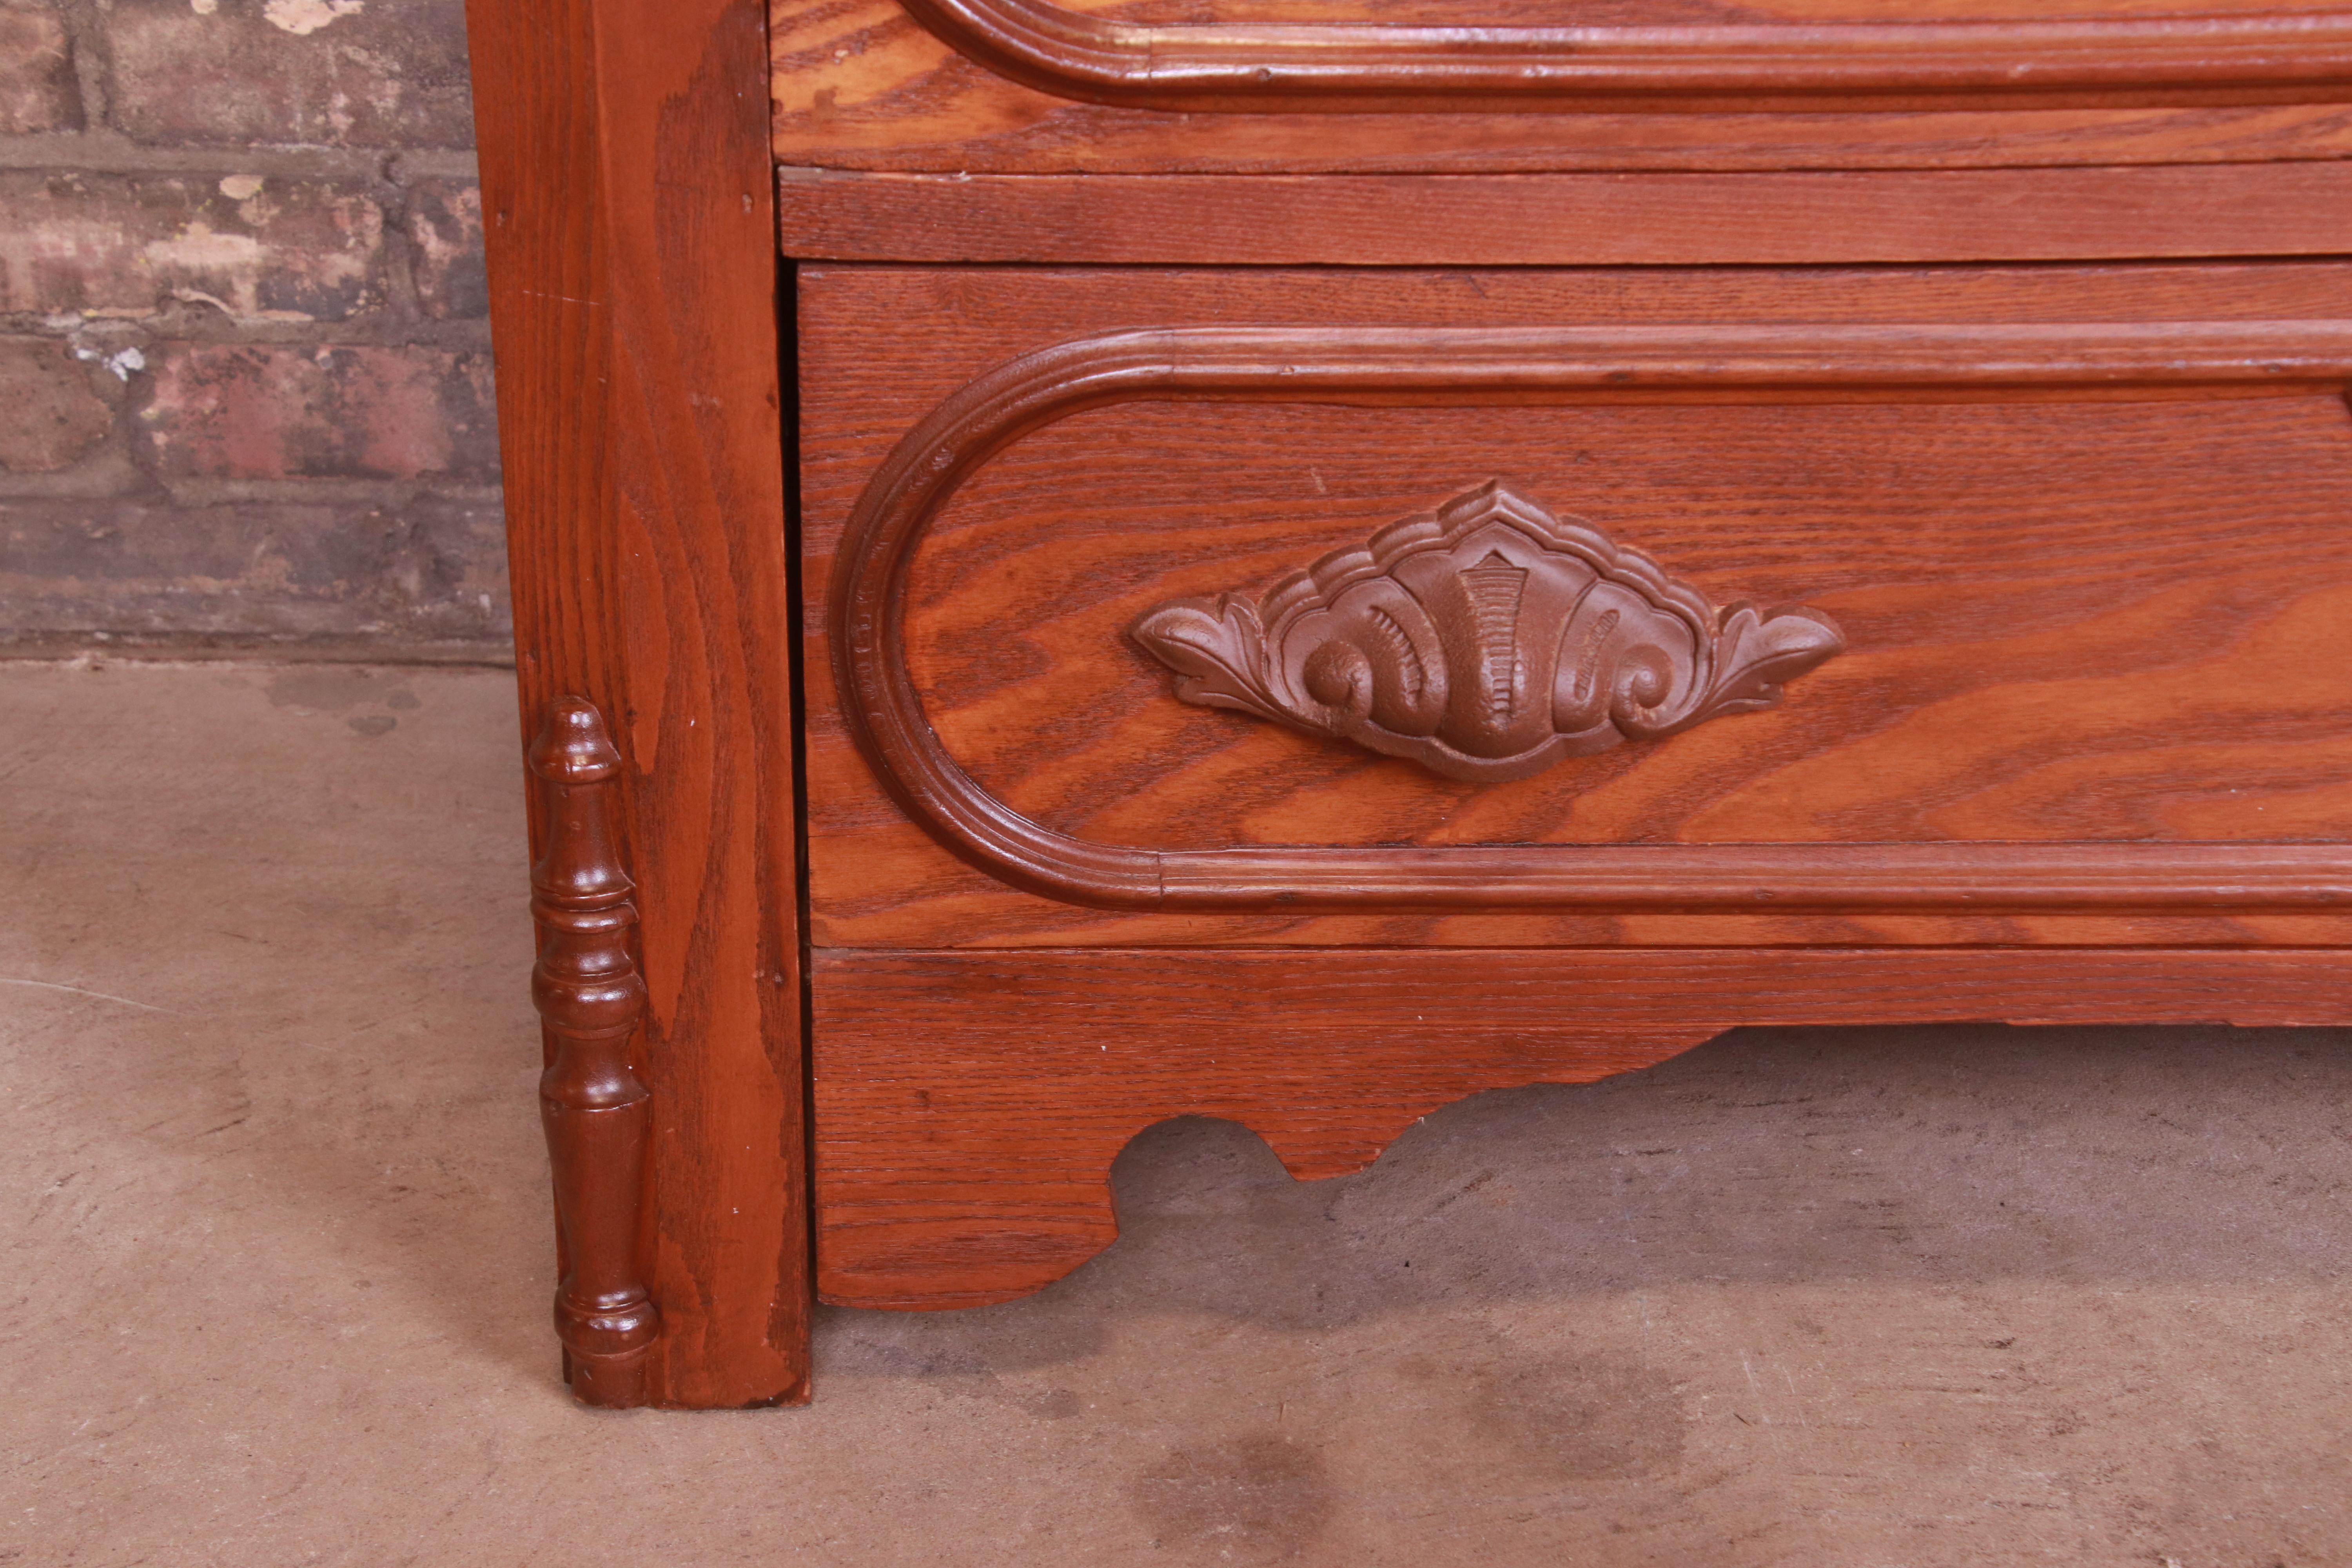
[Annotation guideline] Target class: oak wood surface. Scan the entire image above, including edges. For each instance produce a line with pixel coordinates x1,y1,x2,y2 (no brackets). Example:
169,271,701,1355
468,0,808,1406
771,0,2352,172
830,314,2352,916
888,0,2352,114
482,0,2352,1396
775,163,2352,266
810,946,2352,1308
799,262,2352,951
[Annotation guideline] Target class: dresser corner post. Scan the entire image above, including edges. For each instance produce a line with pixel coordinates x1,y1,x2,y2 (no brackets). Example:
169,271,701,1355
528,696,660,1408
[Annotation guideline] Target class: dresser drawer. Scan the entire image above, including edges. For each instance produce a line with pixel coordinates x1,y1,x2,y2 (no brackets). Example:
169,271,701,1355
479,0,2352,1395
769,0,2352,175
800,261,2352,952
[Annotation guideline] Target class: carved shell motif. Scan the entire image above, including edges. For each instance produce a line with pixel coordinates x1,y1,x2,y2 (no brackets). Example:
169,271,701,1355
1130,481,1845,783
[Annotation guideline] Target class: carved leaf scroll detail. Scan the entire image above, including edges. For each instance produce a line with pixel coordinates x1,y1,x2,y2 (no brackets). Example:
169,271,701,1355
1131,481,1845,783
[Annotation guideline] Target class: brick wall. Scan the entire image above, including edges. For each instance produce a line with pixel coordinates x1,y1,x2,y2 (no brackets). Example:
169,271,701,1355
0,0,508,657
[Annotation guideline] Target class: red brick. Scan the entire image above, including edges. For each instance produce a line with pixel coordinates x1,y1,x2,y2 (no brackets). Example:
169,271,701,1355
0,2,81,134
108,0,473,148
0,494,510,640
142,345,498,481
383,494,509,635
0,172,384,322
404,179,485,319
0,337,114,472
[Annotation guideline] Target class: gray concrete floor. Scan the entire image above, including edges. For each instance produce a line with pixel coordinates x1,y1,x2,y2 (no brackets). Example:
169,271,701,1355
5,659,2351,1567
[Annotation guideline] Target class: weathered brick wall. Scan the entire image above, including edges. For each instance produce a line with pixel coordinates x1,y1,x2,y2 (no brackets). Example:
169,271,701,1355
0,0,509,655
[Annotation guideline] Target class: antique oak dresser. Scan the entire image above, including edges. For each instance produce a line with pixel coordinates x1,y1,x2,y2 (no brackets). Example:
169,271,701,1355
466,0,2352,1405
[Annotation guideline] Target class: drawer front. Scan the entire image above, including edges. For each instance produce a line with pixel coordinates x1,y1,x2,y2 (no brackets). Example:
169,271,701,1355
769,0,2352,174
798,262,2352,950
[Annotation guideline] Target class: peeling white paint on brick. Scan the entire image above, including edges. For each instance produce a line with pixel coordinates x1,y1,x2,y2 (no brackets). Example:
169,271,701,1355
2,177,384,324
62,340,149,381
261,0,365,35
10,0,506,644
139,216,369,319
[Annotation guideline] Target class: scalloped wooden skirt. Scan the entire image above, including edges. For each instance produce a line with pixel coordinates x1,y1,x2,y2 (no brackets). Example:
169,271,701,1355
811,947,2352,1309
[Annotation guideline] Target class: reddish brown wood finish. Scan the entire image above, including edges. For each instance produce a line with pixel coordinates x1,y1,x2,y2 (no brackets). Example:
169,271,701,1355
807,269,2352,945
812,946,2352,1309
893,0,2352,113
1129,480,1846,784
772,0,2352,174
484,0,2352,1399
530,700,659,1408
774,163,2352,266
467,0,808,1406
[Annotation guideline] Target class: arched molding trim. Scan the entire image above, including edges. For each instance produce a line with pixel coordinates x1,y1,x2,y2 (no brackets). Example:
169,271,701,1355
897,0,2352,114
829,319,2352,914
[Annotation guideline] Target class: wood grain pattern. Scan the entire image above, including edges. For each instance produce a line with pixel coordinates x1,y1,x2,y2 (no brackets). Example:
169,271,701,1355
893,0,2352,113
468,0,808,1406
530,699,660,1408
799,262,2352,951
828,311,2352,916
774,163,2352,265
811,946,2352,1308
486,0,2352,1396
771,0,2352,173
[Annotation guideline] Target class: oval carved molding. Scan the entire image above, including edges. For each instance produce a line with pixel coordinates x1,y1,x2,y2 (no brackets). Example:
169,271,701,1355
1132,479,1844,784
829,320,2352,912
897,0,2352,114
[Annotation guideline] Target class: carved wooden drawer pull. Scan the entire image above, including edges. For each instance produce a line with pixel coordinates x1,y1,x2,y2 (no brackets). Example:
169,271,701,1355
1132,481,1842,783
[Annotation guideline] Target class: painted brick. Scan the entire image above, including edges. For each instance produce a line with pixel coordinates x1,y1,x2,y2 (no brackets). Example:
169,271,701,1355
109,0,473,148
0,172,385,323
0,493,510,639
142,344,498,481
405,179,485,319
383,494,509,635
0,0,512,649
0,337,114,472
0,2,80,134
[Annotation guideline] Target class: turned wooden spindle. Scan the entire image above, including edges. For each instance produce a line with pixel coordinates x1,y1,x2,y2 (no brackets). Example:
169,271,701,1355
529,697,659,1408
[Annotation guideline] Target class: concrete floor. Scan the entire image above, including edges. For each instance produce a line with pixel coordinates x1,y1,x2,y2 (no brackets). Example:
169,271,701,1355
5,659,2351,1567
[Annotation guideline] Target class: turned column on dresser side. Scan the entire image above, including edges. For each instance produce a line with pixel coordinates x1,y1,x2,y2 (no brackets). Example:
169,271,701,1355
528,698,659,1407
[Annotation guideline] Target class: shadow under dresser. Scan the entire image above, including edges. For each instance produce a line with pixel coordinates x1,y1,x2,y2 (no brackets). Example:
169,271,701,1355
465,0,2352,1405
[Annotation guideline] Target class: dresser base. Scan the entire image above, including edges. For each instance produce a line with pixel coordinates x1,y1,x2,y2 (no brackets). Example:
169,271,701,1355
812,946,2352,1309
